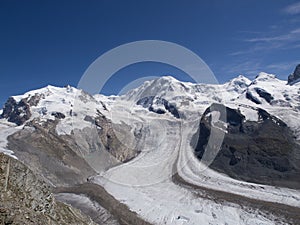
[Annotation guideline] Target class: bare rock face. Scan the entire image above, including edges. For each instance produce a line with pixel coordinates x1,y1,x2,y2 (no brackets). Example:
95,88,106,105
0,97,31,126
254,88,274,103
288,64,300,85
6,111,141,187
191,103,300,189
246,91,261,104
137,96,180,118
7,119,97,187
0,93,43,126
0,153,96,225
93,110,141,163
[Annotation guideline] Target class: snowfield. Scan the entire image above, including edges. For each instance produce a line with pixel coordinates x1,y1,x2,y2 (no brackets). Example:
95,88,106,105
0,121,21,159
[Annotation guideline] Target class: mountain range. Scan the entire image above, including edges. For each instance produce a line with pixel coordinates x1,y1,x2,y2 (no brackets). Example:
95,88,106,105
1,65,300,225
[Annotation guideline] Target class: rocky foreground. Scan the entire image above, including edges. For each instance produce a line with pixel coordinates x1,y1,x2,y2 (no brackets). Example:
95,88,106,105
0,153,96,225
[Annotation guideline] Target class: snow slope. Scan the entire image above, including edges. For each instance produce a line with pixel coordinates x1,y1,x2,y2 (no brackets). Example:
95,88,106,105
0,121,21,159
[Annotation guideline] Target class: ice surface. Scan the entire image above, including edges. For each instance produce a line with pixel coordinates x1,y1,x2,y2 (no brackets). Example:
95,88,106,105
0,121,21,159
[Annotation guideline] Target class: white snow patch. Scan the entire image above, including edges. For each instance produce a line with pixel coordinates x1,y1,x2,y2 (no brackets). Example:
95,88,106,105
0,122,21,159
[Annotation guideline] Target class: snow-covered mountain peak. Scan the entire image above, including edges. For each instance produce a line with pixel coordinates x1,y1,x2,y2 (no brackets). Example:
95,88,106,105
151,75,182,91
1,84,106,128
228,75,251,86
12,85,77,103
2,71,300,129
246,73,286,92
123,76,193,102
154,75,180,83
253,72,278,82
223,75,251,94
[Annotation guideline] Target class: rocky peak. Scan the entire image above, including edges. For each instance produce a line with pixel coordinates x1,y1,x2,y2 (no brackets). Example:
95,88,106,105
124,76,188,102
0,97,32,126
288,64,300,85
225,75,251,93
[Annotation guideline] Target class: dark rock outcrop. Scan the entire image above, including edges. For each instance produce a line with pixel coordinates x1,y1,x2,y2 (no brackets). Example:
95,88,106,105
246,91,261,104
7,119,97,186
137,96,180,118
51,112,66,119
191,103,300,189
1,97,31,126
288,64,300,85
92,110,140,162
254,88,274,103
0,94,44,126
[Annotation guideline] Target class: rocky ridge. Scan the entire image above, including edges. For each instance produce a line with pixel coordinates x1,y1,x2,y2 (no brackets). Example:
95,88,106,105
0,153,96,225
288,64,300,85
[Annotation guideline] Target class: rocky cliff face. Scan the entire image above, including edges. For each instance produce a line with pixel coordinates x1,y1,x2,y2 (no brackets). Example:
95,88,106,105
0,93,44,126
6,112,142,187
0,97,32,126
7,118,97,187
0,153,96,225
0,89,143,187
192,103,300,189
288,64,300,85
89,110,141,163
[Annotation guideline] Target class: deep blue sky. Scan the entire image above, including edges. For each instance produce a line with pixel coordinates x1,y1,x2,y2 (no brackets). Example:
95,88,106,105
1,0,300,106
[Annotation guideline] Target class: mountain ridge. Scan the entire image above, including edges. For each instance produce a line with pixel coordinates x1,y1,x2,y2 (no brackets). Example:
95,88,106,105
0,66,300,225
